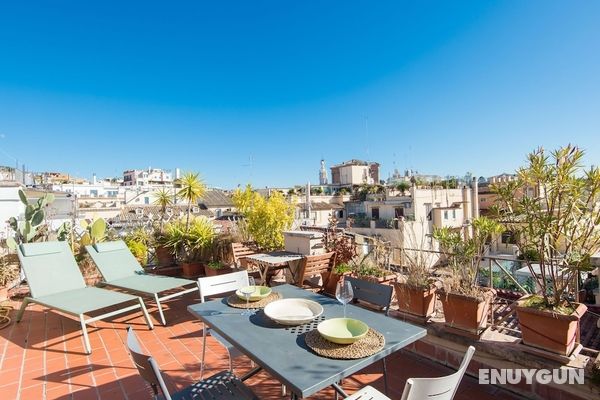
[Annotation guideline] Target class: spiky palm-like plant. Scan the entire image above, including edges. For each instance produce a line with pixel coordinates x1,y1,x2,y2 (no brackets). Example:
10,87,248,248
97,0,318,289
177,172,207,231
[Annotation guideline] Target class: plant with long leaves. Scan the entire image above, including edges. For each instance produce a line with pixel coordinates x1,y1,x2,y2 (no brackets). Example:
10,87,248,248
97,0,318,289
153,188,174,233
433,216,504,298
177,172,206,230
492,145,600,311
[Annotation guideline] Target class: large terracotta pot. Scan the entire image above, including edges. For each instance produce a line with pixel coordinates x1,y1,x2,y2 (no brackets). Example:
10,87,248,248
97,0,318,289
182,262,205,278
516,296,587,356
439,290,493,334
394,283,436,318
155,245,175,267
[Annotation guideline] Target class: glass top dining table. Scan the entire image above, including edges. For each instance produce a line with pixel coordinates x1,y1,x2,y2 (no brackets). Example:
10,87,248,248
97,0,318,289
188,284,427,399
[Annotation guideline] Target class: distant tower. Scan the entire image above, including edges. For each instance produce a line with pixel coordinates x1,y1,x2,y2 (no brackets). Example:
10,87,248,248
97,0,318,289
319,159,328,185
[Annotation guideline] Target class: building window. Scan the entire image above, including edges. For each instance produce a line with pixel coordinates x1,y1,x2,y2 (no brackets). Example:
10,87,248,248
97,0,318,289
338,210,344,219
452,210,456,219
144,197,150,204
371,207,379,220
444,210,448,220
394,207,404,218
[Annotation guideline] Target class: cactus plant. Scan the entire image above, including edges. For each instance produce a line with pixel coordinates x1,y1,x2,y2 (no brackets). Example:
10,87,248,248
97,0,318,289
6,189,54,250
79,218,107,246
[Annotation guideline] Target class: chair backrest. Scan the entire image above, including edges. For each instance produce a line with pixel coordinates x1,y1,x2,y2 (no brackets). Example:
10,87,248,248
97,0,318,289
85,241,144,282
400,346,476,400
345,276,393,315
126,327,171,400
17,241,86,298
298,252,336,287
198,270,249,302
231,242,258,266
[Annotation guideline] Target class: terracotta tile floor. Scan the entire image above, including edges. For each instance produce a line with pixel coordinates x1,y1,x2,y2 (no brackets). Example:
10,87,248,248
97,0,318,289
0,292,525,399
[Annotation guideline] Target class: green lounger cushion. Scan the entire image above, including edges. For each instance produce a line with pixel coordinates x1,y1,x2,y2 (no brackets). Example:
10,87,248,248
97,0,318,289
108,275,195,295
35,287,139,315
94,241,129,253
19,241,64,257
86,241,196,294
18,241,86,298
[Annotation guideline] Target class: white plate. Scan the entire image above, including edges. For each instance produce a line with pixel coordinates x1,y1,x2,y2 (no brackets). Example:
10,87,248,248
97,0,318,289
263,298,324,326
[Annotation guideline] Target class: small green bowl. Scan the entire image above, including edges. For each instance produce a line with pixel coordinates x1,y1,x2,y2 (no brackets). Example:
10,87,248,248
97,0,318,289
317,318,369,344
235,286,272,302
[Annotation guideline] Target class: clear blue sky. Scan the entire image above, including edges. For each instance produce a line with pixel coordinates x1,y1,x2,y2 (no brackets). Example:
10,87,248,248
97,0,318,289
0,1,599,188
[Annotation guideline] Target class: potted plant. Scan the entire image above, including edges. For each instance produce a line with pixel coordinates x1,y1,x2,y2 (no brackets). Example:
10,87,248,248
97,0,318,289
493,145,599,356
394,220,438,320
205,260,235,277
324,263,353,295
323,216,357,295
433,216,503,335
351,254,397,284
153,188,176,267
164,217,215,278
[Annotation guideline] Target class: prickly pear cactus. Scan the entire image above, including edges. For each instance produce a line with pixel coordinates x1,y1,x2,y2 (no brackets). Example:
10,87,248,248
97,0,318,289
6,189,54,249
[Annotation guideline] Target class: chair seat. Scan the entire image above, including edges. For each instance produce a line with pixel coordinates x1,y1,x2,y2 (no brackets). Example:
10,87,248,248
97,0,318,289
107,274,196,295
344,385,391,400
170,370,258,400
35,287,138,315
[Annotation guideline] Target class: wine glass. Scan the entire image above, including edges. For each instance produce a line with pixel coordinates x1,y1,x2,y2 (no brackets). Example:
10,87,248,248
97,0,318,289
240,276,256,316
336,279,354,318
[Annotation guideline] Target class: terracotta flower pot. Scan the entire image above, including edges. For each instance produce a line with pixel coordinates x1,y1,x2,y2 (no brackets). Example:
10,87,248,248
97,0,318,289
324,271,351,295
155,245,175,267
205,266,235,277
516,296,587,356
394,283,436,318
182,262,205,278
439,290,493,334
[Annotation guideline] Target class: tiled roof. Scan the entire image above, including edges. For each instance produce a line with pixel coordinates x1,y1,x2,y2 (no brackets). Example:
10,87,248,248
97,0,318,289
198,190,234,207
111,204,213,224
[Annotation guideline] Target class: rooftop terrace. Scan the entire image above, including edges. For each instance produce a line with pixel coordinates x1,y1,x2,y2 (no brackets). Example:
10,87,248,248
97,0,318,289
0,290,528,400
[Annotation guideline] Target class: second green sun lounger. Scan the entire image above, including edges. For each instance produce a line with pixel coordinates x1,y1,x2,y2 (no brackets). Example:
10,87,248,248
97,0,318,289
16,241,154,354
86,240,198,325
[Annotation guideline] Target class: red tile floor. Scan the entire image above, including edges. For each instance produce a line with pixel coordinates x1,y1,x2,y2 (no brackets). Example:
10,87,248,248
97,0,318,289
0,292,526,399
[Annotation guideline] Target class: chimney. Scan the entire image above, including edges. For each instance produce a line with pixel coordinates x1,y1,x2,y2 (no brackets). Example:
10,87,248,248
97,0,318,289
92,173,97,185
471,177,479,219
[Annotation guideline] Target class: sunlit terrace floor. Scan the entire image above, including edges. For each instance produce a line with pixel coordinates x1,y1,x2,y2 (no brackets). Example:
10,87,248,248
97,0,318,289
0,291,527,400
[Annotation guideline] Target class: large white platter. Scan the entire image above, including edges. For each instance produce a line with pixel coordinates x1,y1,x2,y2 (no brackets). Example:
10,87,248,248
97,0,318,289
264,298,324,326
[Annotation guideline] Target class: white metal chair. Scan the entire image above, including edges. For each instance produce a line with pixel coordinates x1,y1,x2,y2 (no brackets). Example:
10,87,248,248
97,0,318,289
344,385,391,400
197,270,250,378
400,345,475,400
345,346,475,400
126,327,257,400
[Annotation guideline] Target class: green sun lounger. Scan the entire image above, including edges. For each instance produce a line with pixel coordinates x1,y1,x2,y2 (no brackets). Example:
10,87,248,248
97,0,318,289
16,241,154,354
85,240,198,326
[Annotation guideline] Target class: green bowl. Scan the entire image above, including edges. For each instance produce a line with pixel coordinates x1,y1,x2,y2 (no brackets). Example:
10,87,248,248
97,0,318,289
235,286,272,302
317,318,369,344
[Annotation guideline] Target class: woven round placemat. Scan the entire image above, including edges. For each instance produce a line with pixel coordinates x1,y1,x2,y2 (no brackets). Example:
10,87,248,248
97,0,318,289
304,328,385,359
226,292,282,309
